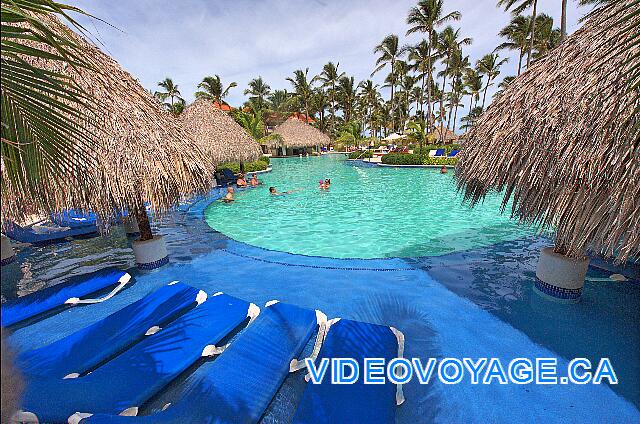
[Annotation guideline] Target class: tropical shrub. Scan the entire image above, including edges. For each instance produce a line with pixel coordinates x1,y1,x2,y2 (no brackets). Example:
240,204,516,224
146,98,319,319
382,153,457,166
218,158,270,174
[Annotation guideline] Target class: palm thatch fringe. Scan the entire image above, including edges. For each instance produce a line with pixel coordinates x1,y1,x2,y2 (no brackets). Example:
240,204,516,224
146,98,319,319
273,117,330,148
179,98,262,164
2,14,214,226
455,0,640,263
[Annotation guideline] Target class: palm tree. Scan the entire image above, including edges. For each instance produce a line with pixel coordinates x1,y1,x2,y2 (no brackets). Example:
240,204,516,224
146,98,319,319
337,76,357,124
315,62,345,133
155,77,183,108
286,68,314,122
436,26,471,130
476,53,509,109
244,77,271,112
405,120,429,151
336,121,364,148
406,0,461,129
371,34,409,131
494,75,516,99
497,0,538,69
310,88,329,132
358,80,382,136
195,75,237,105
463,68,483,110
497,15,532,75
2,0,101,222
532,14,561,59
236,110,264,139
408,40,432,120
460,106,484,130
268,89,292,112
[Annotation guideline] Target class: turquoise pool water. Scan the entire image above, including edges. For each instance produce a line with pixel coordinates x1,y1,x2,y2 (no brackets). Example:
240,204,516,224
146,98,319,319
205,155,531,258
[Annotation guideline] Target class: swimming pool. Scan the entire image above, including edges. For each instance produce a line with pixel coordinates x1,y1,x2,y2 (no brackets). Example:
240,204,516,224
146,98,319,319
205,155,532,258
3,159,639,422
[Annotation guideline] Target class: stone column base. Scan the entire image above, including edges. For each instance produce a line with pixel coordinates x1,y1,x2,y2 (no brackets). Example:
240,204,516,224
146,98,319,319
132,235,168,270
535,247,589,301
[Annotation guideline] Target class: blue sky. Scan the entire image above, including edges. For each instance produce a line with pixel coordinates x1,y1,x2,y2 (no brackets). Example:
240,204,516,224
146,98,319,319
74,0,592,113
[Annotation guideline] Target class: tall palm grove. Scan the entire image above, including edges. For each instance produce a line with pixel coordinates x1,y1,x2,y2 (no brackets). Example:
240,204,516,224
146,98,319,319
154,0,583,144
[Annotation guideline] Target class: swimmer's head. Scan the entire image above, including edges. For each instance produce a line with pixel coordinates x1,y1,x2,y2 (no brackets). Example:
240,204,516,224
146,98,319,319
269,187,276,193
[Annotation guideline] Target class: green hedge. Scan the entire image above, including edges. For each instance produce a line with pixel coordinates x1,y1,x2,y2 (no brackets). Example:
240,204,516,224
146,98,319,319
218,157,270,174
348,150,373,159
381,153,457,166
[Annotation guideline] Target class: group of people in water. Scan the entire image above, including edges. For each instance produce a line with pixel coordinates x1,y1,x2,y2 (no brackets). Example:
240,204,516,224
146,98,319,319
222,172,330,202
223,172,260,202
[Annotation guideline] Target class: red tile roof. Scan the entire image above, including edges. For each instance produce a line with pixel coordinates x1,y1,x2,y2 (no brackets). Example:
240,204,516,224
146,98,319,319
291,112,315,123
212,101,232,111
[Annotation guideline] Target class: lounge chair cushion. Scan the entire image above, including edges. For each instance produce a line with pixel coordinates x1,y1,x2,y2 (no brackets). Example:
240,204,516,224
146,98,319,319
81,301,318,424
20,293,251,423
292,319,399,424
17,282,201,378
1,268,129,327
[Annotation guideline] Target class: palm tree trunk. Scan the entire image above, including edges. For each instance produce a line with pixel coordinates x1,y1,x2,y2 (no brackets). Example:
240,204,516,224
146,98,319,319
526,0,538,68
453,102,459,133
133,200,153,242
390,59,396,132
518,49,523,75
481,78,491,109
331,82,337,132
420,73,426,120
560,0,568,41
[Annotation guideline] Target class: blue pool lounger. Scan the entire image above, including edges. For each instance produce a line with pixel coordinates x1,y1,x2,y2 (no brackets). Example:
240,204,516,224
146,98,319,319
76,301,327,424
3,220,99,244
17,281,205,379
292,318,405,424
51,210,98,228
434,148,446,157
1,268,131,327
447,149,460,157
16,292,258,423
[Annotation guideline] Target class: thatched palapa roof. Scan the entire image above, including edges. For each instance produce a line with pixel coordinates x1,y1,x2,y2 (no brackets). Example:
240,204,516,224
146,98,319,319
273,117,329,148
179,99,261,163
432,126,458,143
3,14,213,225
455,1,639,262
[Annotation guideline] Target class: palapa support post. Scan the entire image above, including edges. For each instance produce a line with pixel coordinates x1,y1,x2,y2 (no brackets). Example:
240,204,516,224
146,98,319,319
1,234,16,266
534,247,589,301
131,201,168,270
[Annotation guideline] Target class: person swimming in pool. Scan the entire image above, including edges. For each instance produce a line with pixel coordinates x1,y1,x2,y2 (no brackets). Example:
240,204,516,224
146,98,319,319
250,174,260,187
222,186,235,202
319,180,327,190
236,173,247,187
324,178,331,188
270,186,303,196
440,165,448,174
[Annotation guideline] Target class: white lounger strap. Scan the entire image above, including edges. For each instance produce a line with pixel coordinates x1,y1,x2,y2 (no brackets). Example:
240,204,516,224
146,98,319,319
247,303,261,324
290,310,329,372
68,412,92,424
11,410,39,423
390,326,406,406
65,273,131,305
